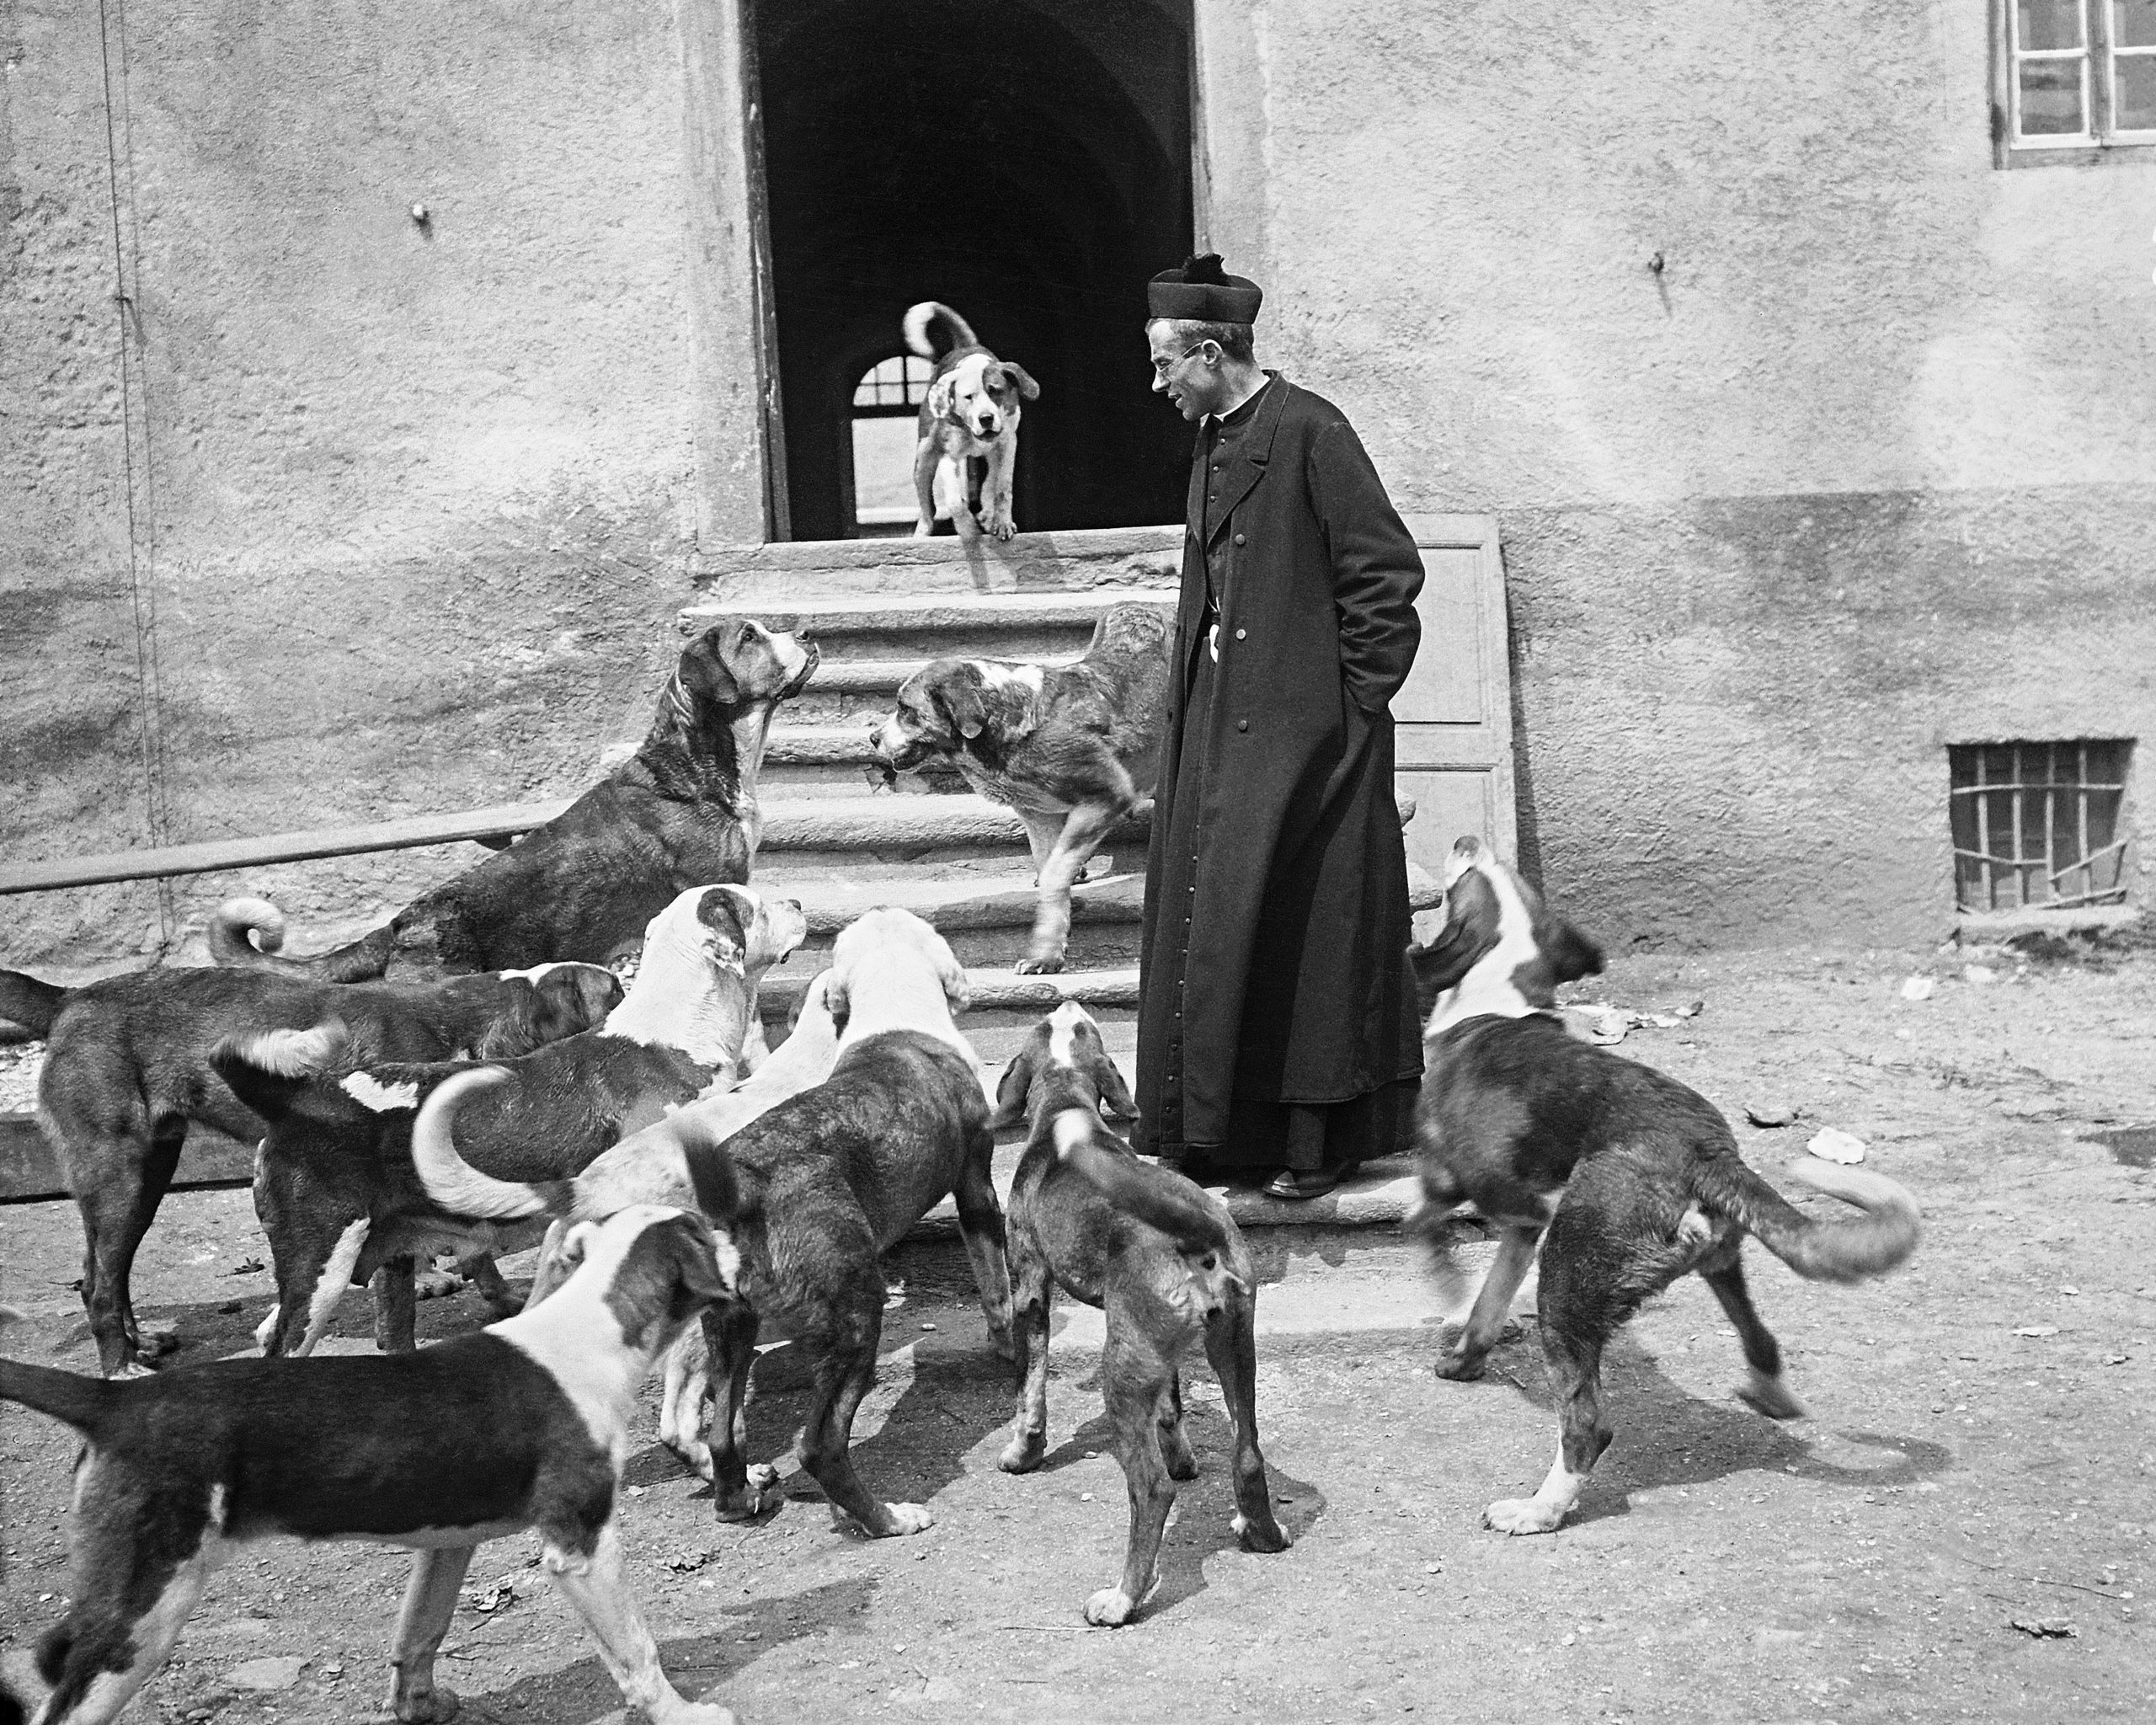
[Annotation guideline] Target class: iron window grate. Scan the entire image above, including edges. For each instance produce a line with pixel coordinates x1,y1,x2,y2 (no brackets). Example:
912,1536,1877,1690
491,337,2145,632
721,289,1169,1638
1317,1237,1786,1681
1950,739,2132,912
852,354,933,414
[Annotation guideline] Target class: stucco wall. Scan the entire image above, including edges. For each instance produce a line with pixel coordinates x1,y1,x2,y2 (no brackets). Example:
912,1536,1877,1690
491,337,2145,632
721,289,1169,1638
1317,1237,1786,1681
2,0,766,967
1195,0,2156,946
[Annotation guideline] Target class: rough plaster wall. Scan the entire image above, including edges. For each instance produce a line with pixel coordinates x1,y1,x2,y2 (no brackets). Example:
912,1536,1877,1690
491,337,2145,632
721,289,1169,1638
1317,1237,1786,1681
3,0,744,968
1208,0,2156,947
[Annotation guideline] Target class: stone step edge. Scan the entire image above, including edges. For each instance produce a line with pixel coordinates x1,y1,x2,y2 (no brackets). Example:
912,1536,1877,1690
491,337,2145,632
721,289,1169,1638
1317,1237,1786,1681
758,964,1140,1016
798,656,1081,696
757,790,1416,852
685,587,1178,634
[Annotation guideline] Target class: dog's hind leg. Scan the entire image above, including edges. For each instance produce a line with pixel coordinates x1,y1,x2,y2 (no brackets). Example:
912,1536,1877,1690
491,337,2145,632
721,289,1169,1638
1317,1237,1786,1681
1088,1309,1177,1626
68,1120,184,1376
1702,1249,1812,1421
705,1306,774,1513
1204,1296,1290,1553
458,1252,521,1321
542,1521,737,1725
1434,1222,1541,1381
996,1245,1056,1473
1156,1368,1198,1482
371,1258,419,1354
1484,1217,1616,1536
34,1547,214,1724
953,1127,1013,1358
385,1544,474,1723
798,1280,932,1537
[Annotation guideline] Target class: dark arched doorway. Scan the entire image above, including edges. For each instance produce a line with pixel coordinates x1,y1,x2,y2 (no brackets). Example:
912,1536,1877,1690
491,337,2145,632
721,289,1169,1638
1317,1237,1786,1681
755,0,1195,540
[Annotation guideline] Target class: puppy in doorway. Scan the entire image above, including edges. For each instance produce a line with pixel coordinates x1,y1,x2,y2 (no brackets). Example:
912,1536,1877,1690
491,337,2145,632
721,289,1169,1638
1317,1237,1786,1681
905,301,1038,542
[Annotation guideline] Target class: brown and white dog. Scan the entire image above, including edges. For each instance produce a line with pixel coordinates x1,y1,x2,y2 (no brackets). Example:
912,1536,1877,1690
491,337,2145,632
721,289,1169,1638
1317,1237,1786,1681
1408,836,1921,1535
211,885,803,1360
992,1002,1290,1625
0,946,619,1376
410,969,847,1476
0,1204,741,1725
905,301,1038,542
868,601,1170,972
211,617,817,980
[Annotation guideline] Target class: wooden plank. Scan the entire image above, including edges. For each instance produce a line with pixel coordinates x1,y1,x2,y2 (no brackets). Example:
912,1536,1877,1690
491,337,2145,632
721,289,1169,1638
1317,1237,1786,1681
1396,514,1516,866
0,1114,257,1205
0,800,571,896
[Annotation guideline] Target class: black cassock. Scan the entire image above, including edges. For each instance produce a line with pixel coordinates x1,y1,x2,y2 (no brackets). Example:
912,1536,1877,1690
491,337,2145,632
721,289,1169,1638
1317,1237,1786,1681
1135,375,1427,1170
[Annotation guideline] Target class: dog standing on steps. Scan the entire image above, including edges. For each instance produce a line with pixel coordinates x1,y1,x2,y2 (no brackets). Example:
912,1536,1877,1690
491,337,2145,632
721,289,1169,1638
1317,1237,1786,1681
992,1001,1290,1625
868,601,1171,973
905,300,1038,542
0,1206,739,1725
1408,836,1922,1535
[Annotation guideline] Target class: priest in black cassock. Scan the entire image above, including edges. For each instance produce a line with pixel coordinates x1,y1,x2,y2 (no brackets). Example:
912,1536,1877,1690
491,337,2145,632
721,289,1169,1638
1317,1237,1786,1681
1134,254,1427,1199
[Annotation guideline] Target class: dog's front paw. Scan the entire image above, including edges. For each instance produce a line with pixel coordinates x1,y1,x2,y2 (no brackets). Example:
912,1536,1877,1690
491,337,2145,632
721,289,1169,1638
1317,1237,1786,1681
394,1682,462,1722
666,1439,717,1483
985,514,1017,542
1432,1345,1488,1382
712,1474,784,1522
912,520,935,539
1013,953,1066,975
1483,1494,1566,1536
413,1270,462,1301
1084,1587,1138,1626
998,1433,1046,1474
1736,1369,1812,1422
882,1501,935,1536
671,1704,739,1725
1230,1509,1292,1553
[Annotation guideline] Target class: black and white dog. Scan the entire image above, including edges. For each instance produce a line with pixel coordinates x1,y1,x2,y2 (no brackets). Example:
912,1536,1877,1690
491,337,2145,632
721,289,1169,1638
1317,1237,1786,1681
0,1204,741,1725
1410,836,1921,1534
215,885,803,1359
905,300,1038,541
212,617,817,979
869,601,1170,972
0,951,618,1376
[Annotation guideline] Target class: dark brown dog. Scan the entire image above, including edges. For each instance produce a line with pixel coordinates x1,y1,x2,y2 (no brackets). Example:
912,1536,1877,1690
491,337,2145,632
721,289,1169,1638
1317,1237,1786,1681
0,953,618,1376
992,1001,1290,1624
1410,836,1921,1534
868,601,1169,972
211,617,817,980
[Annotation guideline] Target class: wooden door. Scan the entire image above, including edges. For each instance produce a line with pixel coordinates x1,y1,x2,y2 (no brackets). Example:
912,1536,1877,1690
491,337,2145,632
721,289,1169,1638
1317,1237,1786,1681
1393,514,1518,876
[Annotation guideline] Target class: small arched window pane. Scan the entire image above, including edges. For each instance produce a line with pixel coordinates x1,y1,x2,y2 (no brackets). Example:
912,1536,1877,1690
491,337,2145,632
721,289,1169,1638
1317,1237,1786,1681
852,354,933,409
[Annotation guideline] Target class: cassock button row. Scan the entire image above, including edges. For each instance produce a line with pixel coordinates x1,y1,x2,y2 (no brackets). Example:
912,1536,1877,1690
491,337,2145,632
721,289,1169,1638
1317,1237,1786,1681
1235,628,1246,639
1237,719,1249,732
1234,532,1246,545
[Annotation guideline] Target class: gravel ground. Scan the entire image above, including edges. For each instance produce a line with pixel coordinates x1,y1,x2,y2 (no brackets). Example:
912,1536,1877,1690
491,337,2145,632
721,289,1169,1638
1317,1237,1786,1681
3,932,2155,1723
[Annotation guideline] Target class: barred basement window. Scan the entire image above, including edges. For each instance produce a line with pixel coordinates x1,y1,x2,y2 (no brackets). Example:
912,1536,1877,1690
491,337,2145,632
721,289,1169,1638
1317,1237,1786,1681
1950,740,2132,912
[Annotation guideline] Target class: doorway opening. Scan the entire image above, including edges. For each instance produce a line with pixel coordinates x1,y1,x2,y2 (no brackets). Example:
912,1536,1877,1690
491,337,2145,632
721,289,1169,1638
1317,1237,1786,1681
753,0,1196,540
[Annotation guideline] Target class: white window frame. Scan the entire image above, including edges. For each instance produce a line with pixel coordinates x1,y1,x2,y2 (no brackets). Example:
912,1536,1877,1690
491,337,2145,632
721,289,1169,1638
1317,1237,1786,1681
2004,0,2156,152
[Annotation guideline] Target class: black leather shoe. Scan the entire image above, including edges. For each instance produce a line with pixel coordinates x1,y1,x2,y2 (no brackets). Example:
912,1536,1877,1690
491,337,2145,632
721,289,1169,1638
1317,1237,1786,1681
1262,1165,1349,1201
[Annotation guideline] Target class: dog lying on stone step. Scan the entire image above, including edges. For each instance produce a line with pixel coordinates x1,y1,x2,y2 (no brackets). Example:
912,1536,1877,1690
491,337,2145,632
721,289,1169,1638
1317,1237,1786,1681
991,1001,1289,1624
1409,836,1922,1535
213,885,802,1360
867,601,1170,973
0,942,618,1376
0,1204,740,1725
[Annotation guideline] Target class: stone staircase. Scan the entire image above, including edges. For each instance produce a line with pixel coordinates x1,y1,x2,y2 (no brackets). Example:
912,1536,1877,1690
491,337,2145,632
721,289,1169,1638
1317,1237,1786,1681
690,528,1438,1068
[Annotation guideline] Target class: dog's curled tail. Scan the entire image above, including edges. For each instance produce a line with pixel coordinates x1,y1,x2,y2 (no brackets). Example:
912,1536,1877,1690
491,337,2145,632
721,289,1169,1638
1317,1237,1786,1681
904,300,977,360
410,1067,555,1221
0,1307,115,1438
1700,1156,1920,1284
207,896,393,981
1049,1109,1231,1258
0,970,66,1039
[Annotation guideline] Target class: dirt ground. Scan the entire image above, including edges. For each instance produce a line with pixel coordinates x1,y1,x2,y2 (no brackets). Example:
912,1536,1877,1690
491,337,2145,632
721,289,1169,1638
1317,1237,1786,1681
4,932,2155,1724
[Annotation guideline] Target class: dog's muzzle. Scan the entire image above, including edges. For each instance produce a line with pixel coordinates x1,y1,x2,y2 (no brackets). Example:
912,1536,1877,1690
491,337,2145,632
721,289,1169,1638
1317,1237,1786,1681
781,637,820,696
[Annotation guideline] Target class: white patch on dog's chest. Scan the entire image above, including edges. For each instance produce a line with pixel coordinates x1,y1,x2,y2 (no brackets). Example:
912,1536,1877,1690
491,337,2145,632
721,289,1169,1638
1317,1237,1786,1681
340,1071,419,1112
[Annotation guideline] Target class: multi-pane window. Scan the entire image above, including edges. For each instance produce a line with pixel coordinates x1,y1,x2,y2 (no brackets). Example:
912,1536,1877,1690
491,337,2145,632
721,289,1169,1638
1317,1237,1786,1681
851,355,932,530
2005,0,2156,148
1950,740,2133,914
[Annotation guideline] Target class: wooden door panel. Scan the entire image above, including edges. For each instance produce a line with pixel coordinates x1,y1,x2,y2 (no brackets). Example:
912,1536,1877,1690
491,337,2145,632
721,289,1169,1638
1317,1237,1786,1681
1395,515,1515,866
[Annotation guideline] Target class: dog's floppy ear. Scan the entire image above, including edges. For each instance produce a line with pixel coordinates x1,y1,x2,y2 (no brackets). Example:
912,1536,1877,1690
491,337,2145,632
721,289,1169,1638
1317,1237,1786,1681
932,666,988,741
936,942,972,1016
989,1051,1033,1131
821,957,851,1028
998,361,1040,402
555,1220,598,1278
658,1210,735,1316
1406,869,1503,1021
1545,918,1606,985
926,375,955,421
680,623,743,711
1090,1041,1139,1124
696,885,751,978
